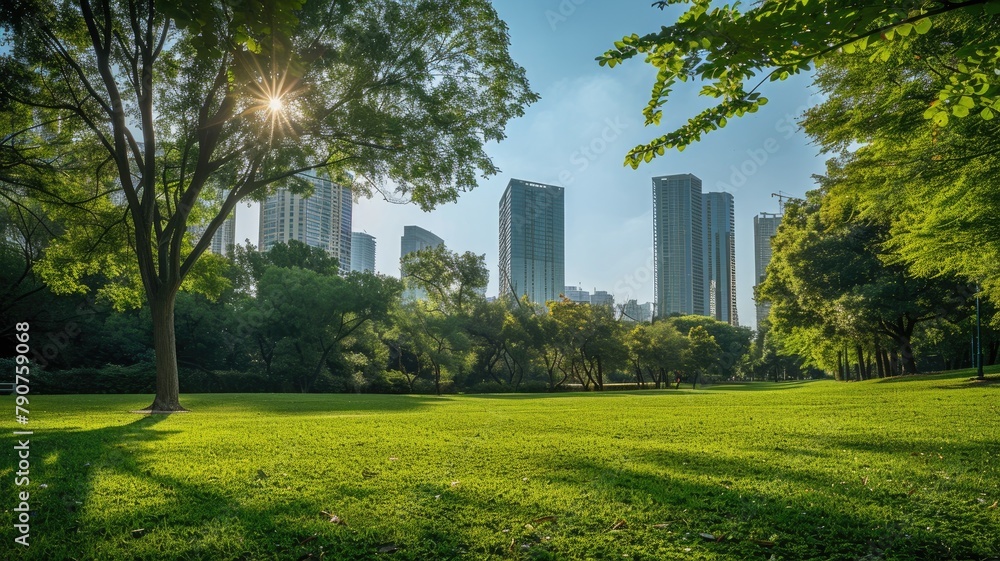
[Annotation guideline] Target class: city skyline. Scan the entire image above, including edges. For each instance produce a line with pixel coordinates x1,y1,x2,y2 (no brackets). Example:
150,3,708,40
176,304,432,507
232,2,823,329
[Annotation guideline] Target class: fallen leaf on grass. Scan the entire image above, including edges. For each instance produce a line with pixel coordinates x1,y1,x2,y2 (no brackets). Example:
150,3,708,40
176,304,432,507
610,519,628,531
651,524,669,530
861,476,869,486
377,543,400,554
989,500,998,509
130,528,146,538
389,457,398,461
699,532,717,541
753,539,776,547
532,516,557,524
450,480,460,487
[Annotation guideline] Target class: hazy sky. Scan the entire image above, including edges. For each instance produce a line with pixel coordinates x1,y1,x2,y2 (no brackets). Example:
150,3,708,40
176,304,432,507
235,0,829,329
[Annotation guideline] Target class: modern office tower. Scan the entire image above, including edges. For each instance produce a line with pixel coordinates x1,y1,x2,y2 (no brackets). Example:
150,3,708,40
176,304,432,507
350,232,376,273
703,191,738,326
400,225,445,261
621,299,642,322
653,174,704,318
563,285,590,303
186,191,237,257
754,212,783,327
498,179,565,305
258,172,353,274
590,290,614,307
639,302,654,323
400,225,445,301
208,212,237,257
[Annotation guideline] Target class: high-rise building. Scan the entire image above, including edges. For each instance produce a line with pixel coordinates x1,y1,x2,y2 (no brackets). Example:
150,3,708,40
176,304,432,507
703,191,738,326
754,213,783,327
208,212,237,257
400,225,445,261
498,179,565,305
186,190,237,257
350,232,376,273
258,172,353,274
563,285,590,303
590,290,614,307
653,174,704,318
400,226,445,301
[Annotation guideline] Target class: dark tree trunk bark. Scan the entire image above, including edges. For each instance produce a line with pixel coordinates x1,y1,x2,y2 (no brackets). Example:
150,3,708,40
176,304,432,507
836,352,844,382
142,290,187,412
855,345,866,381
988,340,998,366
874,339,886,379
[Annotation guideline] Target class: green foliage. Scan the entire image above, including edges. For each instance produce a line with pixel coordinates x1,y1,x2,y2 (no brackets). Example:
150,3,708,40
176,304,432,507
8,370,999,558
758,189,973,375
0,0,536,408
801,12,1000,307
601,0,1000,167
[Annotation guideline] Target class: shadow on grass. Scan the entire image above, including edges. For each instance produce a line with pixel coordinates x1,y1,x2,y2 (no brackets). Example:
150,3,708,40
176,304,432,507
527,442,999,560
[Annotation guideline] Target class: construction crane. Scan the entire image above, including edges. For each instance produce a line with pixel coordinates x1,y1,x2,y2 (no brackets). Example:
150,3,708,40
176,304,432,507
770,191,797,214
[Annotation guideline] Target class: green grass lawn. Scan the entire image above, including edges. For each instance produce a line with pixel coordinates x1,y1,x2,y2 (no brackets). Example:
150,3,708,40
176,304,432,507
3,368,999,560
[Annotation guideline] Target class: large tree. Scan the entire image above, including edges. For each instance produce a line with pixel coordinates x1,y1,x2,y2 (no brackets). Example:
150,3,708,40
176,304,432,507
0,0,536,411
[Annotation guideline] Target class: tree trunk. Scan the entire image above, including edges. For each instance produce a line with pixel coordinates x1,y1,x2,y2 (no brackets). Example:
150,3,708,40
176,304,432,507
836,351,844,382
141,290,187,412
897,336,917,375
856,345,866,381
988,340,998,366
874,341,886,379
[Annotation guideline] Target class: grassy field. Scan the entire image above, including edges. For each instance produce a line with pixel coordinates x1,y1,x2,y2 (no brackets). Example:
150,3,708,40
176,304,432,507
2,368,999,560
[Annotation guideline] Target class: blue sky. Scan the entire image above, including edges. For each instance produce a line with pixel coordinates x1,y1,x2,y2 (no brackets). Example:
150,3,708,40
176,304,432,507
235,0,829,329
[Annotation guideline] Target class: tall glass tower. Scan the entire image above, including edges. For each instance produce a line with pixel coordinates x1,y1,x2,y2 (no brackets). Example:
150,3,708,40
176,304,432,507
258,172,353,275
498,179,565,305
754,213,783,327
350,232,376,273
653,174,704,318
703,191,738,326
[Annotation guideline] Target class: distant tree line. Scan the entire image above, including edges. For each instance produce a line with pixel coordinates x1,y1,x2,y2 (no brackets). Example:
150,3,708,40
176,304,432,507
1,218,784,393
2,198,993,393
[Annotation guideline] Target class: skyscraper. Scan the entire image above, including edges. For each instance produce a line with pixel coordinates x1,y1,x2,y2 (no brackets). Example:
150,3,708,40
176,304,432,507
652,174,704,318
258,172,353,274
703,191,738,326
186,190,237,257
400,225,445,261
400,226,445,301
498,179,565,305
754,213,783,327
350,232,376,273
208,212,237,257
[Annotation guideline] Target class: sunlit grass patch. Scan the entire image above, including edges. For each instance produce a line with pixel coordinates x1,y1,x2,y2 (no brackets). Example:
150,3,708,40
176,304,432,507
2,366,998,559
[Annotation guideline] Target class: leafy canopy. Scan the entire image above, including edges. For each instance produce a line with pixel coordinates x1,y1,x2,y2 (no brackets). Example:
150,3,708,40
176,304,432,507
599,0,1000,167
